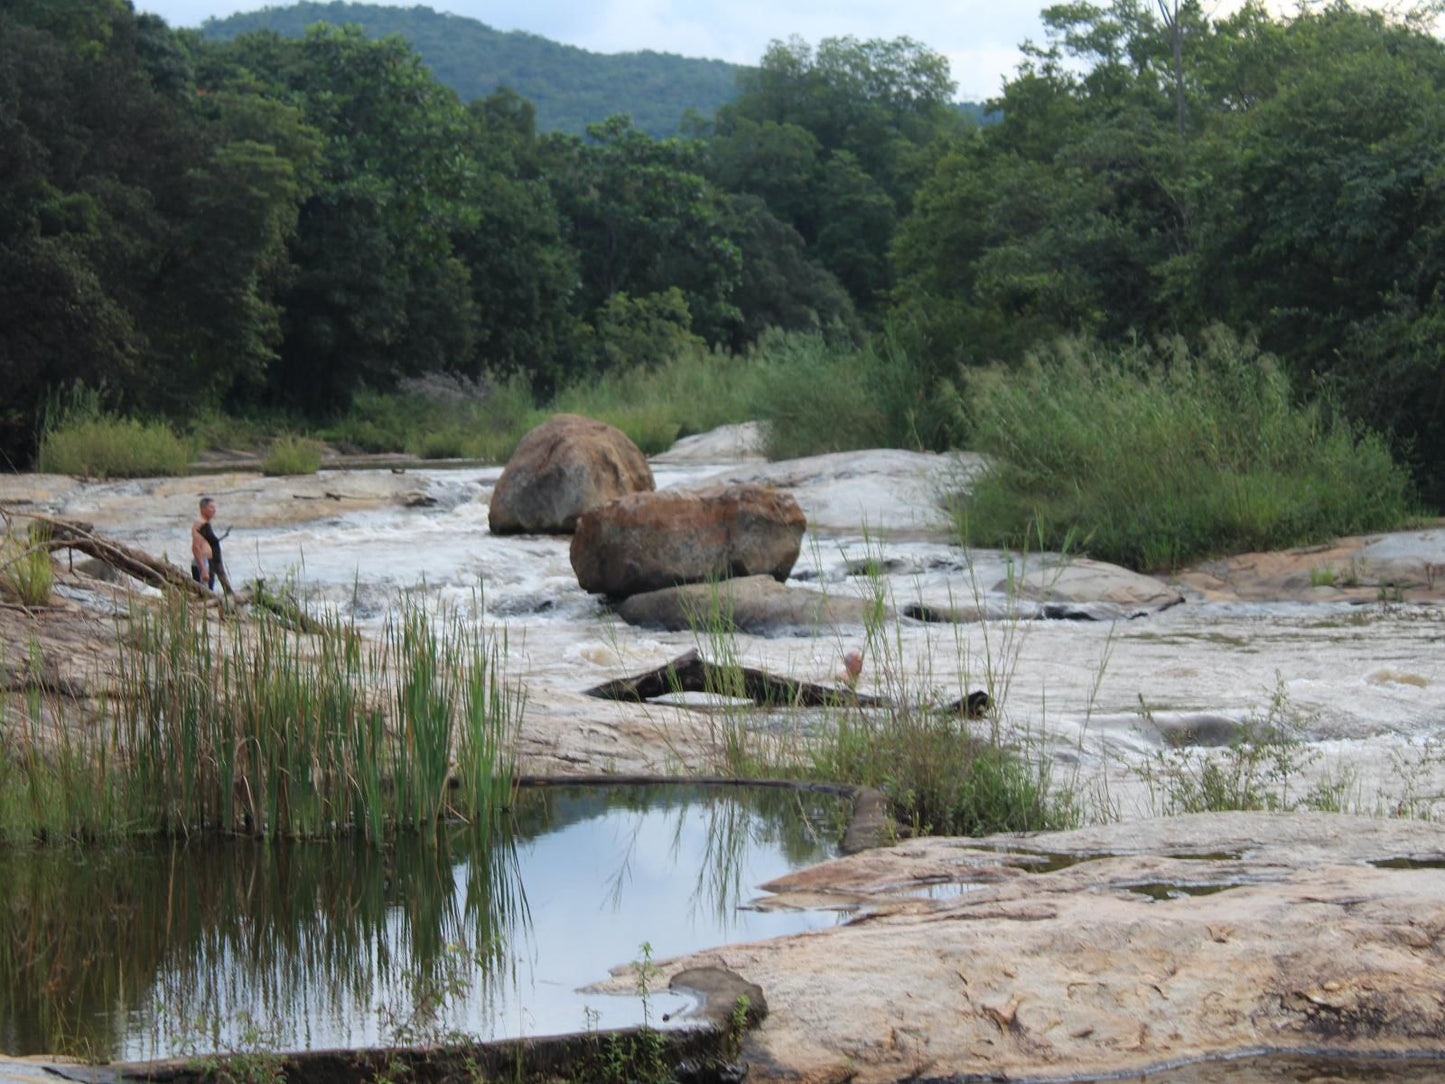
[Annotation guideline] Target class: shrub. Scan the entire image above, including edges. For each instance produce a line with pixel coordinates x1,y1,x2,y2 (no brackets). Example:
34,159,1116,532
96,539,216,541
38,416,189,478
261,434,324,476
746,327,957,461
953,328,1416,570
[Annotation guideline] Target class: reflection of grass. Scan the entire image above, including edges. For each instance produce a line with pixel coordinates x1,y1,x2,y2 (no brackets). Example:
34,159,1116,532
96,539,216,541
0,830,527,1060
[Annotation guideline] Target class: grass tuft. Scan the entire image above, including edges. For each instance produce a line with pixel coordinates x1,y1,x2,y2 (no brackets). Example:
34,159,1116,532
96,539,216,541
1,523,53,606
260,434,323,476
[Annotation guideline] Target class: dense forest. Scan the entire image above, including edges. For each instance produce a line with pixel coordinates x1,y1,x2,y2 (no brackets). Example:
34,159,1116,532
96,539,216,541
199,2,744,138
3,0,1445,509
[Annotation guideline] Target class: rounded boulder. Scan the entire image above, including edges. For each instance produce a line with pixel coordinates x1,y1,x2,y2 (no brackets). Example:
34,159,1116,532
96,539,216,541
488,414,654,535
570,484,806,597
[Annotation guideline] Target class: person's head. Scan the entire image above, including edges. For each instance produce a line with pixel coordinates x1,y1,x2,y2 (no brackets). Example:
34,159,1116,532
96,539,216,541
842,649,863,679
199,496,216,521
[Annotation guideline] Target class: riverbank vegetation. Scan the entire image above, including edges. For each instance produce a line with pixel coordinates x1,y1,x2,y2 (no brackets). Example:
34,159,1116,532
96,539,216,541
954,331,1416,570
5,0,1443,569
0,593,520,844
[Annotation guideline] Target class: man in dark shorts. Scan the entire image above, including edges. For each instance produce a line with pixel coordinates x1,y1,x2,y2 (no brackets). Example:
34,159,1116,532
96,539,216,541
190,496,228,593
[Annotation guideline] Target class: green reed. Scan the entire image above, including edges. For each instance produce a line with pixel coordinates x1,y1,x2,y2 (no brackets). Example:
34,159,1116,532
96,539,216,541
4,589,518,843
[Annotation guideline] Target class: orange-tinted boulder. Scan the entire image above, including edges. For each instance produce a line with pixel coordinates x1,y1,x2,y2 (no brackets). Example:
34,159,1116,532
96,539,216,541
570,484,806,597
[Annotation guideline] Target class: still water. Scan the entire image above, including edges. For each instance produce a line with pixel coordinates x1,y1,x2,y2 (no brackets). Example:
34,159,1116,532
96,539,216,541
0,785,847,1060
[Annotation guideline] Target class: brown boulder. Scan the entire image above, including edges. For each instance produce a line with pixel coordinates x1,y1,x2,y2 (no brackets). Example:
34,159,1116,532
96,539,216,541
488,414,653,535
570,484,806,597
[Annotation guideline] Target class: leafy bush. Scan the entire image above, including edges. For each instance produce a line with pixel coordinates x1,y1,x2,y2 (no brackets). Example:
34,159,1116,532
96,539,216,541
261,434,324,475
953,328,1416,570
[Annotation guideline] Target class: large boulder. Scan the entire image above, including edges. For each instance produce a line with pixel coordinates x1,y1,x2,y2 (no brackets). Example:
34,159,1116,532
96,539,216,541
488,414,653,535
570,484,806,597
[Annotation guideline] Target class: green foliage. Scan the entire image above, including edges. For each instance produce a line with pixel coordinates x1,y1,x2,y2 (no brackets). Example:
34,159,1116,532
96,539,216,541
322,374,540,462
894,0,1445,504
954,330,1415,570
260,434,323,475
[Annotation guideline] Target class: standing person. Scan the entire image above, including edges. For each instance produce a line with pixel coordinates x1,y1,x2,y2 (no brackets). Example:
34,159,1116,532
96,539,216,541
190,496,232,595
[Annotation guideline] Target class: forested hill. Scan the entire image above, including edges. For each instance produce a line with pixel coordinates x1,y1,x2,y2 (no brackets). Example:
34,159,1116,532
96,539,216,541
199,1,743,136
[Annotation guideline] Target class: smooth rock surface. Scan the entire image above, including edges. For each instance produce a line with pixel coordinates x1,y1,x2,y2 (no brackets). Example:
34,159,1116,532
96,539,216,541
616,574,891,634
613,812,1445,1084
489,414,653,535
701,449,984,535
650,422,765,464
1003,554,1186,619
571,484,805,597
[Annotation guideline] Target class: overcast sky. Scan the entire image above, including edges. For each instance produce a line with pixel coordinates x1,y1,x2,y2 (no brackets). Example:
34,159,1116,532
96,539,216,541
135,0,1056,102
135,0,1416,103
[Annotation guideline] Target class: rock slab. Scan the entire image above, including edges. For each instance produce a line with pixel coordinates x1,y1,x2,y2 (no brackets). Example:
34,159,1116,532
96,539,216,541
570,485,805,597
489,414,653,535
616,574,890,635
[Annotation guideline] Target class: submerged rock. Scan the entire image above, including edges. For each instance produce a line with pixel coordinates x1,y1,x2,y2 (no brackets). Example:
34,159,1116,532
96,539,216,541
570,484,805,598
489,414,654,535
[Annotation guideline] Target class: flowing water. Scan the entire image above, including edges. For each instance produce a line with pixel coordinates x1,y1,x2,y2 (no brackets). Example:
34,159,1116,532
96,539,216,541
0,784,848,1060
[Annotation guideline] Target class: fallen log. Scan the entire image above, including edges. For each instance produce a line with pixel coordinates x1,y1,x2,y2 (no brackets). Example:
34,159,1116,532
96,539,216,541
584,648,892,708
585,648,991,718
3,510,215,601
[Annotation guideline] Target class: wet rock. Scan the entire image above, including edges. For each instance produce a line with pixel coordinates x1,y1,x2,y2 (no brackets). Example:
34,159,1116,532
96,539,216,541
570,485,805,598
649,812,1445,1084
616,575,890,635
489,414,654,535
1001,555,1185,619
1144,711,1245,748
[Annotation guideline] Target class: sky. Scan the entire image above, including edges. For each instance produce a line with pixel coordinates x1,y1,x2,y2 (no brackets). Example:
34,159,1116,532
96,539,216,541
134,0,1417,103
134,0,1056,102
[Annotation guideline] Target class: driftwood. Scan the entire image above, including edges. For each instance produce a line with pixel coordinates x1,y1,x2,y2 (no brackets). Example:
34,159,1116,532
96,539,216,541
585,648,991,718
585,648,892,708
7,510,215,601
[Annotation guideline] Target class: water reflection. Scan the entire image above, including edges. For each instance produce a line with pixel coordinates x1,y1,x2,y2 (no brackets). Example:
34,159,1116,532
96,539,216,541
0,785,844,1059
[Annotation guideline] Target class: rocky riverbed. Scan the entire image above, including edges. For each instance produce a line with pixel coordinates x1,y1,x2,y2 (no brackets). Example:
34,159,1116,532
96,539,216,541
2,426,1444,1080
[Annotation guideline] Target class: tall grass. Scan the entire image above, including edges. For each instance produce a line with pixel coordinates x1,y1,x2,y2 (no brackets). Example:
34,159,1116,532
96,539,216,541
0,591,520,843
747,327,957,460
954,328,1416,570
0,523,53,606
551,343,767,454
38,385,189,478
680,558,1076,838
